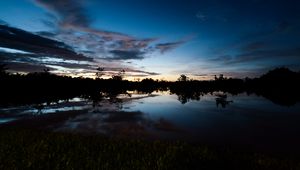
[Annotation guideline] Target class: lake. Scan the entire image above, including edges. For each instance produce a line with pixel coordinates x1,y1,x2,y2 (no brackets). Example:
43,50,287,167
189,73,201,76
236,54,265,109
1,91,300,153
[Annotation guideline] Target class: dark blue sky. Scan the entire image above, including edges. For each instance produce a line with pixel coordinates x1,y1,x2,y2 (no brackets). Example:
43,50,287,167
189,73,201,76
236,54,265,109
0,0,300,80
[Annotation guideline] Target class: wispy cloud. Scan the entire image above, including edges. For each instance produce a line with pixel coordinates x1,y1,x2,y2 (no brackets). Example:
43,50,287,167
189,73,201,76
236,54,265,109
154,35,194,54
34,0,90,28
1,0,189,78
109,50,145,60
0,24,160,77
232,48,300,64
196,12,207,22
155,41,185,54
0,19,8,25
0,24,92,61
33,0,187,61
209,47,300,65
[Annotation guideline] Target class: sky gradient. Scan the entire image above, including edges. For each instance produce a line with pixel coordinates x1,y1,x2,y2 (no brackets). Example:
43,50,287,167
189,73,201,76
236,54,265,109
0,0,300,80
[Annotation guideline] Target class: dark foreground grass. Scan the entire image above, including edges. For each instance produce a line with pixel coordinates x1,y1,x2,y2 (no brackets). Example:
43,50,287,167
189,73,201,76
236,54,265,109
0,128,299,170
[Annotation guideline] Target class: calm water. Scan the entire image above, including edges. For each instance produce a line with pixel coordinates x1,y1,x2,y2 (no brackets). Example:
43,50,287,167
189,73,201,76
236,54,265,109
1,91,300,152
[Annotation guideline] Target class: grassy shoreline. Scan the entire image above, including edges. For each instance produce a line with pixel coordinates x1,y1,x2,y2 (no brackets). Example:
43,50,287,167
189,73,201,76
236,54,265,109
0,128,299,170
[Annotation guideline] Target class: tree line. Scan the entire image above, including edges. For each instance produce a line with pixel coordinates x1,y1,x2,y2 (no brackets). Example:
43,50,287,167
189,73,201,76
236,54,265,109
1,64,300,106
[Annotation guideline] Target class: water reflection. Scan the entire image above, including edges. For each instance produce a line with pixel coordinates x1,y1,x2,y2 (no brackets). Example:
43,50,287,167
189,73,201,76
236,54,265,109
172,91,203,104
214,93,233,108
1,90,300,152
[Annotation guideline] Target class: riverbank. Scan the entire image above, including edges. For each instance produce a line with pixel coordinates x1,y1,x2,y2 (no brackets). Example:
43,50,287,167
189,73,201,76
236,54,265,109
0,128,299,170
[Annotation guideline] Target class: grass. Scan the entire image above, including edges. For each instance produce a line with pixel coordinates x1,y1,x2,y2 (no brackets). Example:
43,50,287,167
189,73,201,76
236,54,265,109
0,128,299,170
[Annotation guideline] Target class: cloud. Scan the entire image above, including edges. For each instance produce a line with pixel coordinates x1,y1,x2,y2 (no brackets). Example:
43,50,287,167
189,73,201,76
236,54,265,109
124,68,160,76
35,31,57,37
0,51,35,62
195,10,229,23
3,61,54,73
93,67,159,76
33,0,185,60
154,35,193,54
109,50,145,60
240,21,295,42
0,1,183,78
193,74,209,77
233,48,300,64
196,12,207,21
34,0,152,63
33,0,158,62
0,50,92,72
0,48,159,77
0,24,92,62
34,0,134,41
209,47,300,65
155,41,185,53
0,24,96,75
208,19,300,69
34,0,90,28
0,19,8,26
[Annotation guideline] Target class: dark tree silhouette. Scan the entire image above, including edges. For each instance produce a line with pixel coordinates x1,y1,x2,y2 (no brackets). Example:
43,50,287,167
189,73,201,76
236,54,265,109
0,67,300,106
96,67,105,79
178,74,189,81
0,64,8,76
112,69,125,81
215,74,225,81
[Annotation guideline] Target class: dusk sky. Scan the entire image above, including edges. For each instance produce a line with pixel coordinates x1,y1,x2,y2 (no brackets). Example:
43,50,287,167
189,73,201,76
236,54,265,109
0,0,300,80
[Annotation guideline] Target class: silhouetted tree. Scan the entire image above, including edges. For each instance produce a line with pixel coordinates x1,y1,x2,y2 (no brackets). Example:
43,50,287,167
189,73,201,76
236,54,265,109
96,67,105,79
112,69,125,81
178,74,189,81
1,66,300,107
43,68,51,75
215,74,225,81
0,64,8,76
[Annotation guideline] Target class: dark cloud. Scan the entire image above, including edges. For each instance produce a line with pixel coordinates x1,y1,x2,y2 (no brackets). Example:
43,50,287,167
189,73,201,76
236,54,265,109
0,24,92,62
125,69,160,76
0,25,160,77
36,31,57,37
34,0,90,28
0,51,34,61
3,62,54,73
123,74,153,77
233,48,300,64
95,67,159,76
193,74,209,77
114,38,157,51
155,41,185,53
210,47,300,65
109,50,145,60
208,19,300,72
0,51,93,73
240,21,296,42
0,1,185,77
34,0,133,40
33,0,185,61
33,0,156,61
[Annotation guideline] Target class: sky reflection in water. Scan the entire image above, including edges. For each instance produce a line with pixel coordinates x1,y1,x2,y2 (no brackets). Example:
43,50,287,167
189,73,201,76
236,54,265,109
1,91,300,151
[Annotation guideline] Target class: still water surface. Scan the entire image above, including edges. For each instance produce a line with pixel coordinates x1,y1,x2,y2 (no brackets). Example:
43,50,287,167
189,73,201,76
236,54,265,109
1,91,300,152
